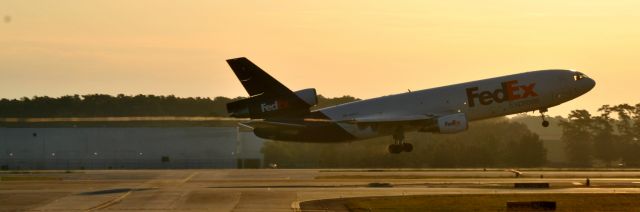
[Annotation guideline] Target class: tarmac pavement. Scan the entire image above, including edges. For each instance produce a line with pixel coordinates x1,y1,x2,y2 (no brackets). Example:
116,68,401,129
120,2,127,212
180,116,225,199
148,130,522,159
2,169,640,211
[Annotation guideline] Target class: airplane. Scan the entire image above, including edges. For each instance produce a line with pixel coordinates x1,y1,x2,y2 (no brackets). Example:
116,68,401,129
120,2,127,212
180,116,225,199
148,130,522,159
226,57,595,154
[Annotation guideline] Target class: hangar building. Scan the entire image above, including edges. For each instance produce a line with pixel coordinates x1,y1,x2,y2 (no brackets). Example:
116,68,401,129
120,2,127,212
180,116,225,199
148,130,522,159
0,127,264,170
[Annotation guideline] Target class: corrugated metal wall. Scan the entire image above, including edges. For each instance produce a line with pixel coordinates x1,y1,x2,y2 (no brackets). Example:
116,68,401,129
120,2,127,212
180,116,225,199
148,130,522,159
0,127,264,169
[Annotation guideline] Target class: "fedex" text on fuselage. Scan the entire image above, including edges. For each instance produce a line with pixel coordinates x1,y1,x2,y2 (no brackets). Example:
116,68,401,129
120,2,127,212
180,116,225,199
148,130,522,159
465,80,538,107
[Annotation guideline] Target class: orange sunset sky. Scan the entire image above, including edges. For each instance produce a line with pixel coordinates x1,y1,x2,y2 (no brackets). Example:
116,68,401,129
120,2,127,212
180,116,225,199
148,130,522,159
1,1,639,116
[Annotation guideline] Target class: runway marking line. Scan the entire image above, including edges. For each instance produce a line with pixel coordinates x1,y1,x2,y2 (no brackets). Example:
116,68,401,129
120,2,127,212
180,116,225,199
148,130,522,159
180,172,199,184
85,190,132,211
291,201,301,212
82,171,201,211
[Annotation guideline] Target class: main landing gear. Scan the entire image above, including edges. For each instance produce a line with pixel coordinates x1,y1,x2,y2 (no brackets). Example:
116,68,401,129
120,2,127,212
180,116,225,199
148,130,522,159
388,127,413,154
540,108,550,128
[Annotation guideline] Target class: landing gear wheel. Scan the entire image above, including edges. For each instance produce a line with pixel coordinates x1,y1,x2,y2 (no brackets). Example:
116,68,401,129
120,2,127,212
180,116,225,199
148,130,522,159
542,120,550,127
388,144,403,154
402,143,413,152
540,108,550,128
388,126,406,154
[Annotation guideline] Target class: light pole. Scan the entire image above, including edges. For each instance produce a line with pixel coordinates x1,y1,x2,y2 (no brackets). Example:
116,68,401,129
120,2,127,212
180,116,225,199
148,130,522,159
35,132,46,169
8,152,14,170
51,152,56,168
138,152,143,169
236,126,243,169
93,152,98,169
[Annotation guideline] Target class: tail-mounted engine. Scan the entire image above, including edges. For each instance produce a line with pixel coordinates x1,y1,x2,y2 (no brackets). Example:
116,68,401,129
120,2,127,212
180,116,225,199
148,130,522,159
227,88,317,119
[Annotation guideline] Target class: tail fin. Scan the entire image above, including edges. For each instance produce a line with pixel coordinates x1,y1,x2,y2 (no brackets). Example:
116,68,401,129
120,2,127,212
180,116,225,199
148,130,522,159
226,57,292,96
226,57,314,119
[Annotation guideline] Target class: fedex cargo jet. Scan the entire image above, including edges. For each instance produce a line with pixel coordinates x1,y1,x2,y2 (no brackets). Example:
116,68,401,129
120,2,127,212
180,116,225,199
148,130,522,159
226,57,595,154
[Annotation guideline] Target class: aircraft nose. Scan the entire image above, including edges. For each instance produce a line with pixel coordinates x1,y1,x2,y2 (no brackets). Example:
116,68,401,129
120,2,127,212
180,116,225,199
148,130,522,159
585,77,596,91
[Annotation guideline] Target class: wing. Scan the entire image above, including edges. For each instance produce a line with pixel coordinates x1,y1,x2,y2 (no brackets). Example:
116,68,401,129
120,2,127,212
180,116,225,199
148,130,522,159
240,113,455,134
240,120,307,129
339,113,439,133
340,114,434,124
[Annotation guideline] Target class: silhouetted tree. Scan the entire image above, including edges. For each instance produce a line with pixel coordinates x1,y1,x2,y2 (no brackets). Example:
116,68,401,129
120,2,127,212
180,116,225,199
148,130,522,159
516,133,547,167
610,104,640,166
313,95,360,110
592,105,618,166
559,110,594,167
0,94,359,118
0,94,242,117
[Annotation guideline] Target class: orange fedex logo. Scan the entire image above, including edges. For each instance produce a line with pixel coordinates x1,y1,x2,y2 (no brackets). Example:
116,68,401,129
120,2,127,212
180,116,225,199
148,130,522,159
260,100,290,112
465,80,538,107
445,120,461,127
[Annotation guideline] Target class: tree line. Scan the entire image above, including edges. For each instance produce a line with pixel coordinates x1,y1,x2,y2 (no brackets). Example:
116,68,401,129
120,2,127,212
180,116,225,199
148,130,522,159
0,94,359,117
560,103,640,167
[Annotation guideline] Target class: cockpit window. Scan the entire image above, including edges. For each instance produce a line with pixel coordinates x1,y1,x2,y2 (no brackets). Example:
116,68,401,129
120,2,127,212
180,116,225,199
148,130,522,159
574,72,588,81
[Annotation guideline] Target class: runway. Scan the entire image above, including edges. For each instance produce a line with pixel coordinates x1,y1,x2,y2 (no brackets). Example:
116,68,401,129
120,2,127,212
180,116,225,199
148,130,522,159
2,169,640,211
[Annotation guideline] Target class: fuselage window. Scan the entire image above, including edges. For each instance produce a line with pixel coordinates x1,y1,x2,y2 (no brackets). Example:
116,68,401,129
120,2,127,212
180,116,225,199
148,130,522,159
574,72,588,81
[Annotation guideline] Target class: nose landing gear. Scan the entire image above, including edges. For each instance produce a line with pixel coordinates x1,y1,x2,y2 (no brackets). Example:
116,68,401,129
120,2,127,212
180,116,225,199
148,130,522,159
388,127,413,154
540,108,550,128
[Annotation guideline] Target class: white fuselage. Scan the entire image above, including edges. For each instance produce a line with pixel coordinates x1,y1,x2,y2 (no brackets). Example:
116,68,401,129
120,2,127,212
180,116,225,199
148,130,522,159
317,69,595,140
